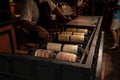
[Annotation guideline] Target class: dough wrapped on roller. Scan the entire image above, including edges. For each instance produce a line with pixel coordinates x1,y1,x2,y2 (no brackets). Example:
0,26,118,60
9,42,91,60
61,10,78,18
62,44,78,54
61,31,73,35
47,42,62,52
34,49,53,58
70,35,84,43
73,32,85,36
56,52,77,62
76,29,88,35
66,28,77,32
58,34,70,42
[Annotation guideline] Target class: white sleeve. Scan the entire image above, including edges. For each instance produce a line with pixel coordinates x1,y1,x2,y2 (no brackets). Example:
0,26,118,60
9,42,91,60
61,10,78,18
20,0,33,21
47,0,57,11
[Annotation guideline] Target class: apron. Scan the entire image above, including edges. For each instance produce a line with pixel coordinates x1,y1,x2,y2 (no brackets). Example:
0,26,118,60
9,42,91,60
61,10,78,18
34,0,52,31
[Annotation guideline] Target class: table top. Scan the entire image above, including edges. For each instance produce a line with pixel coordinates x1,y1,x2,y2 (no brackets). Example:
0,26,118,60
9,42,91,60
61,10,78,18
66,16,101,27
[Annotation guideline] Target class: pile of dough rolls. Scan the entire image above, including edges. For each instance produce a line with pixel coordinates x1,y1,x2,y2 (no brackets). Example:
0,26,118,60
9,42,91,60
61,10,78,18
58,32,85,43
66,28,88,35
58,28,88,43
34,49,78,62
46,42,79,54
34,43,79,62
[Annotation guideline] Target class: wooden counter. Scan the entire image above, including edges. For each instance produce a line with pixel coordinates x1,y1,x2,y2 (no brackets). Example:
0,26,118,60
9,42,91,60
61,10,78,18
0,21,17,53
66,16,100,27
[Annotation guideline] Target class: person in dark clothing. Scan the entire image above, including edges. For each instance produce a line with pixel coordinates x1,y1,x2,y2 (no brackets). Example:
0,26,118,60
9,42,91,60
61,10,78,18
82,0,93,15
108,0,117,26
92,0,105,16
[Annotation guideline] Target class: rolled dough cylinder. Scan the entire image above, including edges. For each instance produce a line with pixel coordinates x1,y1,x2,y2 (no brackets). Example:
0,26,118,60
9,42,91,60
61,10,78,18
76,29,88,35
62,44,78,54
34,49,53,58
47,42,62,52
61,31,73,35
56,52,77,62
70,35,84,43
73,32,85,36
58,34,70,42
66,28,77,32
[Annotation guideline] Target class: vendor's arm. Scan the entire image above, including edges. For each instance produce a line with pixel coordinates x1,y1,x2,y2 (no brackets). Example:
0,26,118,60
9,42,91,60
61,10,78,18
48,0,72,22
18,20,50,39
53,7,72,22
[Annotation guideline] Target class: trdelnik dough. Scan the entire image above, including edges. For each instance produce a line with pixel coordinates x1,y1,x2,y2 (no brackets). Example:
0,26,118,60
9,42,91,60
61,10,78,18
70,35,84,43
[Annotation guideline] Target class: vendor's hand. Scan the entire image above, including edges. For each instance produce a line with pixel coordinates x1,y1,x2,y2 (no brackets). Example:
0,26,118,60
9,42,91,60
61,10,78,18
64,17,72,22
38,27,50,39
